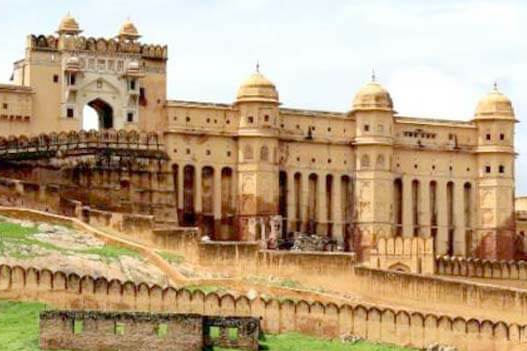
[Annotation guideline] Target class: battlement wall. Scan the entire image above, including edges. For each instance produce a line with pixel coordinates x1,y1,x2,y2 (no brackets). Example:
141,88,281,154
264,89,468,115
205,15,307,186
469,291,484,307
1,264,525,351
437,256,527,281
28,34,168,60
369,236,435,274
0,129,166,160
353,266,527,325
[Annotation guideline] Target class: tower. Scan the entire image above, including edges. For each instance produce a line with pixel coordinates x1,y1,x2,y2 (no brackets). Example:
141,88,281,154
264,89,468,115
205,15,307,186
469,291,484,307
234,67,280,241
473,85,517,259
350,77,395,259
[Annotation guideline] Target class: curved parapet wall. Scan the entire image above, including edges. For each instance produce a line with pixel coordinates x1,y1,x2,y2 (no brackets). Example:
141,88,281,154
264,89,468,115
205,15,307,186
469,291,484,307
0,129,167,161
28,34,168,60
437,256,527,281
1,263,526,351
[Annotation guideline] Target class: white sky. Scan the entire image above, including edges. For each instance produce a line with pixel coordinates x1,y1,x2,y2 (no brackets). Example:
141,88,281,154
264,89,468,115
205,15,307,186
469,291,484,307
1,0,527,193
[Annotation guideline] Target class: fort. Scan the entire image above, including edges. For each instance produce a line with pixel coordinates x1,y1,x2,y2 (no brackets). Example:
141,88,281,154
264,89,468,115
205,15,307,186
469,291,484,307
0,14,526,351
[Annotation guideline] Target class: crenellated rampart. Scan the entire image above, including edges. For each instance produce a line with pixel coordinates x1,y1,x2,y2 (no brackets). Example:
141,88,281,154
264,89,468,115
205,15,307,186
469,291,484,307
1,264,526,351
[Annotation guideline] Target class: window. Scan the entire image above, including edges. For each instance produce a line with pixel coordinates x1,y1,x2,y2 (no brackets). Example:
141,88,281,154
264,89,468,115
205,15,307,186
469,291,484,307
186,148,191,155
156,323,168,337
209,326,220,339
115,322,125,336
486,134,491,141
264,115,269,122
228,327,238,341
130,79,136,90
227,151,231,157
67,108,74,118
53,74,59,83
69,74,76,86
206,149,211,155
499,165,505,174
248,116,254,124
96,80,103,89
97,59,106,71
500,133,505,141
2,103,7,109
364,124,370,132
186,116,190,122
485,166,491,174
127,112,134,122
206,118,210,123
73,320,83,335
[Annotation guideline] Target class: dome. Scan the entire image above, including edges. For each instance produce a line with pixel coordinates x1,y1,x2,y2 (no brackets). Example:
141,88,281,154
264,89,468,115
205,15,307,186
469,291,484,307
57,14,81,35
236,70,279,104
119,19,140,39
351,80,393,112
474,86,515,120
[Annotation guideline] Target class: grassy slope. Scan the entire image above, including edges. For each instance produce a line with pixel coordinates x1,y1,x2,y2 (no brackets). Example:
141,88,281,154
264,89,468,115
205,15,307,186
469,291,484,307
0,300,413,351
0,220,139,262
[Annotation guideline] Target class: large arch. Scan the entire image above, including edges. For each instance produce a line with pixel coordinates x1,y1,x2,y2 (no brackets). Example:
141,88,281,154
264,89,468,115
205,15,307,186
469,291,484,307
83,98,114,130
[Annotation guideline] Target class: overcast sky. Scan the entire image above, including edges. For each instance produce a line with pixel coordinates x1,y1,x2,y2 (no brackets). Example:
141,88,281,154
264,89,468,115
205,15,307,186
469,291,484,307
1,0,527,193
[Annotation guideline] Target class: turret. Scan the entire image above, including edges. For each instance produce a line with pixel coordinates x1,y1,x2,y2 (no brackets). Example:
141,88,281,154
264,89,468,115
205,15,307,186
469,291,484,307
234,66,280,243
349,75,395,259
118,19,141,42
473,84,517,259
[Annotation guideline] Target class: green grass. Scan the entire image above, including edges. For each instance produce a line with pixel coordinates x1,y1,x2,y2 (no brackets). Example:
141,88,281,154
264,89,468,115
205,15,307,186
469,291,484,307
77,245,140,263
184,284,228,294
215,333,415,351
0,219,141,263
158,250,184,265
0,222,66,258
0,300,413,351
0,300,72,351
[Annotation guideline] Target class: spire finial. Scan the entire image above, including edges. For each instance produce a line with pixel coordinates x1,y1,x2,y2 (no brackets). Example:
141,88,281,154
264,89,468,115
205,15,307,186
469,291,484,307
371,68,376,82
493,80,498,91
256,60,260,73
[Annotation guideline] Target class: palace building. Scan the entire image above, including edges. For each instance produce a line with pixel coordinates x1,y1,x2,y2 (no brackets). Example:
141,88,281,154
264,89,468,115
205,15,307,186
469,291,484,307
0,15,519,260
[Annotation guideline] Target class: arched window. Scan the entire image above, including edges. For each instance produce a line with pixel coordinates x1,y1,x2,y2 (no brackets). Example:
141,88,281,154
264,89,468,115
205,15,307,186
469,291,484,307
244,144,253,160
361,154,370,169
260,145,269,161
376,154,385,168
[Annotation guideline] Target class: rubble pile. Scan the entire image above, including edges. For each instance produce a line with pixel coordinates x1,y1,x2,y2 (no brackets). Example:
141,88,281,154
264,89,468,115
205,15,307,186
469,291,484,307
288,233,341,252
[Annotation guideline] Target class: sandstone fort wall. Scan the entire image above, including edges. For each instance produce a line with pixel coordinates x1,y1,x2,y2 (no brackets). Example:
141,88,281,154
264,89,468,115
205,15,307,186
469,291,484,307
437,256,527,281
1,264,525,351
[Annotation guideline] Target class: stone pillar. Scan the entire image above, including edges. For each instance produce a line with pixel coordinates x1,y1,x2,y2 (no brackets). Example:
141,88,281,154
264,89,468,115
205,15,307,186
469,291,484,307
286,171,296,233
300,172,309,233
420,179,431,237
213,168,222,237
332,174,343,243
195,165,202,218
436,179,448,255
317,172,327,236
402,176,413,237
177,165,184,211
454,181,466,256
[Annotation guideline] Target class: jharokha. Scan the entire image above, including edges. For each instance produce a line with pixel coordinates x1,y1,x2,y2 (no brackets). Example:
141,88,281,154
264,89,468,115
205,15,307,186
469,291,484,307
0,14,520,263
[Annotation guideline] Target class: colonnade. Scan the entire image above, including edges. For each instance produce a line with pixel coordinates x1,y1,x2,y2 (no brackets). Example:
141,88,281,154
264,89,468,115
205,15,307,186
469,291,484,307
279,171,354,244
173,163,236,240
394,176,474,256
